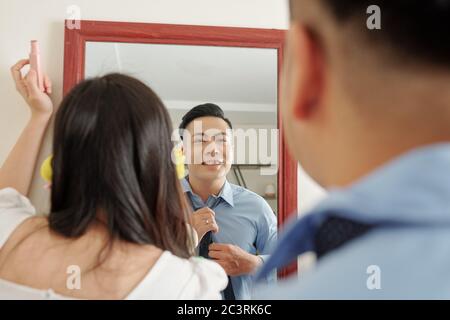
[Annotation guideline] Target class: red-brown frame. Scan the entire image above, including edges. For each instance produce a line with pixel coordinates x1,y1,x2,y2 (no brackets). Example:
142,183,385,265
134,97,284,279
63,20,298,277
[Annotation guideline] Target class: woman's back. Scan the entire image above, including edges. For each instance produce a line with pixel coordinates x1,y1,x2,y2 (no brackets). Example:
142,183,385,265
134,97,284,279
0,189,227,299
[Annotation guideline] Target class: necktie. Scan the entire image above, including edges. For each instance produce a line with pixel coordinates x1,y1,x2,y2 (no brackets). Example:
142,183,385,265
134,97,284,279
188,186,236,300
198,230,236,300
314,216,373,259
256,213,374,281
198,230,213,258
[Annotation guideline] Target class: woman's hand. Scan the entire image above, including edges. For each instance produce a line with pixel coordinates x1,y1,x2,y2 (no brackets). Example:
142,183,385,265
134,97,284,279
10,59,53,118
0,60,54,195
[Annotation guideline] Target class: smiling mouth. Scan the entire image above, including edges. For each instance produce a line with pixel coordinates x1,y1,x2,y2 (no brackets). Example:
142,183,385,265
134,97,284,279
202,160,224,166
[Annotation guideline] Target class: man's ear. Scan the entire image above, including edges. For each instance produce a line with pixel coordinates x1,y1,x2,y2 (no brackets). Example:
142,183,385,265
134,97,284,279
284,23,325,120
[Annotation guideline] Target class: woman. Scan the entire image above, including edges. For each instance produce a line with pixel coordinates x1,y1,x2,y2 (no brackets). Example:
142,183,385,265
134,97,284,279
0,59,227,299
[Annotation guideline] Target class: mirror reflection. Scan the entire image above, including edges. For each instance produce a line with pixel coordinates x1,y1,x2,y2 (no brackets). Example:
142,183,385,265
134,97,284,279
85,42,279,299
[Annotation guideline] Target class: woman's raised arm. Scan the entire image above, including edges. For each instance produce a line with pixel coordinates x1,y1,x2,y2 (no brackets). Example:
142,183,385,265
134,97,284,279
0,59,53,195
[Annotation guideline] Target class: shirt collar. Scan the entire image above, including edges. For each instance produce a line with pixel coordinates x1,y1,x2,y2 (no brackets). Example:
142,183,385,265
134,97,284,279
257,143,450,281
181,177,234,207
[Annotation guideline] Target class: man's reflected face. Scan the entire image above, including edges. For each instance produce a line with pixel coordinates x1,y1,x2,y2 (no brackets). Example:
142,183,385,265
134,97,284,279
183,116,233,181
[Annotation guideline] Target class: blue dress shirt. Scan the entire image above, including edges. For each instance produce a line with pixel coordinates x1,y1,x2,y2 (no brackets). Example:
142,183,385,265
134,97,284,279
255,143,450,299
182,178,277,299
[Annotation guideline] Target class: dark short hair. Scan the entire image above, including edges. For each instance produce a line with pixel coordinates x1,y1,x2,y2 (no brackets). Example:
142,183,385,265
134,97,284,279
292,0,450,67
179,103,233,133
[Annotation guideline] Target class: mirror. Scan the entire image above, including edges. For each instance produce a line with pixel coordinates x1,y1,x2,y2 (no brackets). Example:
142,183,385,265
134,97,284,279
85,42,279,213
63,21,298,280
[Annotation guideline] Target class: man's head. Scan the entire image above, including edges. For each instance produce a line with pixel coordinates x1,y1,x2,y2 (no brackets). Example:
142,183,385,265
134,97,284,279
283,0,450,188
179,103,233,182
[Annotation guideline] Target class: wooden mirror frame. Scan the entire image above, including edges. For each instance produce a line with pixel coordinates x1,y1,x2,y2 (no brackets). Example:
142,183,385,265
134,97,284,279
63,20,298,277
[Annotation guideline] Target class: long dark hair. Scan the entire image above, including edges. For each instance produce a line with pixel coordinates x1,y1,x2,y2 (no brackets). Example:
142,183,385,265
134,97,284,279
48,73,192,259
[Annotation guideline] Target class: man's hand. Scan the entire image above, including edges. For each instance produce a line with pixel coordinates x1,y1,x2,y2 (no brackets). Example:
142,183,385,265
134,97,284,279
208,243,263,276
189,207,219,241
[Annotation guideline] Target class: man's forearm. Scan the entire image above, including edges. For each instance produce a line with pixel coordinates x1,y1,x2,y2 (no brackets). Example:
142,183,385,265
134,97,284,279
0,113,51,195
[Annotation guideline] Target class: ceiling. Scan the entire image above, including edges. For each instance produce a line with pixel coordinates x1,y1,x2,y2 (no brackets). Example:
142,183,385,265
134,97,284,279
85,42,278,126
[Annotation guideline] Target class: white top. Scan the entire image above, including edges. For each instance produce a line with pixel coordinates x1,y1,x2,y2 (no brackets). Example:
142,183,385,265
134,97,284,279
0,188,228,300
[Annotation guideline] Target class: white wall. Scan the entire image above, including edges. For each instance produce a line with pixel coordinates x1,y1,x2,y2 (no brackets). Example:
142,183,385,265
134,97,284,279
297,165,326,216
0,0,325,214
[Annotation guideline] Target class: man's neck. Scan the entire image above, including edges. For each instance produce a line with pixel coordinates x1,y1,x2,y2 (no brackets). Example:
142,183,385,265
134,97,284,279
323,129,450,188
188,176,226,203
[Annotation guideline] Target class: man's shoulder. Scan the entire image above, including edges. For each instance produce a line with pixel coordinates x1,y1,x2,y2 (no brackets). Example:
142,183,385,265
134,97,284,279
229,183,267,204
255,227,450,299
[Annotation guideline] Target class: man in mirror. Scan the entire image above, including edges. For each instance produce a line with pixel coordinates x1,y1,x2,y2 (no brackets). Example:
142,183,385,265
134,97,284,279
179,103,277,300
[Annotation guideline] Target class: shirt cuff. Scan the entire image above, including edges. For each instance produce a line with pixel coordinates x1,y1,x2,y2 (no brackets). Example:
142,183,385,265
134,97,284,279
254,254,276,284
258,254,270,264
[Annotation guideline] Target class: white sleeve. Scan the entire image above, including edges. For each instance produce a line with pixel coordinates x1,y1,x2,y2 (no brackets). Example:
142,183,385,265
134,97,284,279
179,258,228,300
0,188,36,248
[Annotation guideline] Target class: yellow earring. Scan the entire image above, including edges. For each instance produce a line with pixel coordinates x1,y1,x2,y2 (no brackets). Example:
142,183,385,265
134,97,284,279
174,145,186,179
40,149,185,183
40,155,53,183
